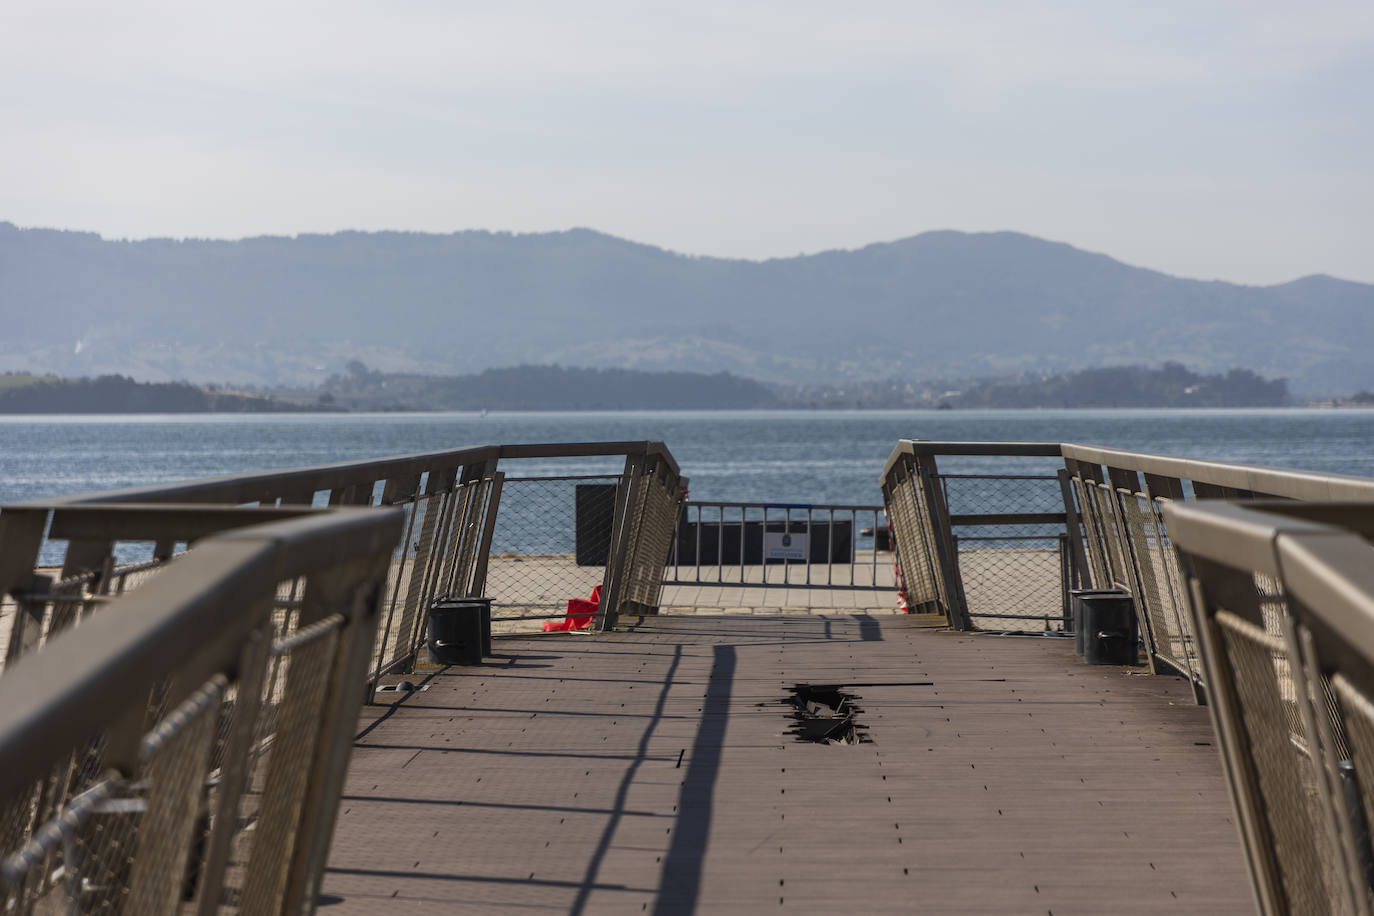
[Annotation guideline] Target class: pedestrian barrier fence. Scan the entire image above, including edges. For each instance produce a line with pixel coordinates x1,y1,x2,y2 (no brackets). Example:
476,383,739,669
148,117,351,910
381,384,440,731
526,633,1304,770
665,502,889,590
0,506,402,915
1168,499,1374,916
0,441,683,914
882,440,1374,693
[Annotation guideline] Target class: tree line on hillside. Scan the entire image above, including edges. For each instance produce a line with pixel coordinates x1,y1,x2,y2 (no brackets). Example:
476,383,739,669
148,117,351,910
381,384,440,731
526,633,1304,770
310,362,780,410
0,374,310,413
947,363,1289,408
774,363,1290,408
0,362,1295,413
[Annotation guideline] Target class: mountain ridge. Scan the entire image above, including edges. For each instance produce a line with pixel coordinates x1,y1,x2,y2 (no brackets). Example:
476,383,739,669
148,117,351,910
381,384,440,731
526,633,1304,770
2,222,1369,393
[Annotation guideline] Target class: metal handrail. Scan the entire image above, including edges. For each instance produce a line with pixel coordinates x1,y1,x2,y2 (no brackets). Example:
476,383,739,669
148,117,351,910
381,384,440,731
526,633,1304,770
1,441,684,678
0,440,687,914
8,441,678,508
0,506,403,915
1166,499,1374,916
880,439,1374,685
0,507,399,799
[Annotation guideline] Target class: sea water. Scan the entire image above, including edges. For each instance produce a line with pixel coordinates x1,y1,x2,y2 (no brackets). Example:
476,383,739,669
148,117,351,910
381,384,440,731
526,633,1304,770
2,408,1373,507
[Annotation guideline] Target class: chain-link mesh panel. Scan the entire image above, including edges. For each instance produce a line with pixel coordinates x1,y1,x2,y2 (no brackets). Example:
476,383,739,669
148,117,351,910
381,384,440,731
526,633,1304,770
1147,496,1202,680
483,476,620,631
124,678,225,915
1119,491,1179,663
1093,483,1133,589
1072,476,1111,589
2,577,84,675
616,464,682,614
1216,610,1349,915
940,475,1065,629
955,529,1064,628
0,726,130,911
1,775,123,914
236,615,342,914
389,487,444,667
447,476,494,599
372,495,422,678
215,653,294,912
941,474,1063,517
2,556,180,676
882,459,942,611
0,677,225,916
1333,673,1374,902
0,777,41,887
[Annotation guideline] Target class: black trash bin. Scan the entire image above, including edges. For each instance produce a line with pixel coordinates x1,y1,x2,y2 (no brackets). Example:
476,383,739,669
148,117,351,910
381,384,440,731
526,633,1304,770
1078,592,1138,666
1070,589,1130,657
428,597,492,665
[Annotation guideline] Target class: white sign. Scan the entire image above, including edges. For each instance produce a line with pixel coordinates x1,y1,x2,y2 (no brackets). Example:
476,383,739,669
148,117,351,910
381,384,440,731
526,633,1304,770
764,531,808,560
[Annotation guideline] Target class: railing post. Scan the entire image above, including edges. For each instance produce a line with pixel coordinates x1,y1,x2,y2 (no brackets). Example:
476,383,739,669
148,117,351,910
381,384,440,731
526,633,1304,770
0,508,50,671
916,456,971,630
194,624,271,916
468,470,504,598
1178,554,1286,915
420,467,460,612
1142,472,1207,690
1056,468,1090,591
4,574,50,669
281,561,388,914
395,471,446,671
1105,466,1158,672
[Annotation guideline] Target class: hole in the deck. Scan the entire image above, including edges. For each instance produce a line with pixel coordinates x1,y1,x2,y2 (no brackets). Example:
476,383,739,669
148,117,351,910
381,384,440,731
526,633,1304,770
375,681,430,693
783,684,869,745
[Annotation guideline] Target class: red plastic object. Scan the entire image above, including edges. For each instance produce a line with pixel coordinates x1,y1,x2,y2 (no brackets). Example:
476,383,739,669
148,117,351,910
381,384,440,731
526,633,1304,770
544,584,602,632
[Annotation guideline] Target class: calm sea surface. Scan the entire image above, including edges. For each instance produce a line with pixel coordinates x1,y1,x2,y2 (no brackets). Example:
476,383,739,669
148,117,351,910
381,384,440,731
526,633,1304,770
2,408,1374,507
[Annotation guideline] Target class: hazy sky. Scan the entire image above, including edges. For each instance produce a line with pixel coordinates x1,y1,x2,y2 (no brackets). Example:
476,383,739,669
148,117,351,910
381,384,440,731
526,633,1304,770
2,1,1371,284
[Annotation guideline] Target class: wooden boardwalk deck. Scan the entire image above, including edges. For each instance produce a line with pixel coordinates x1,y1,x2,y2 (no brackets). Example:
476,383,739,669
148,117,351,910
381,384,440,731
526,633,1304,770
322,614,1253,915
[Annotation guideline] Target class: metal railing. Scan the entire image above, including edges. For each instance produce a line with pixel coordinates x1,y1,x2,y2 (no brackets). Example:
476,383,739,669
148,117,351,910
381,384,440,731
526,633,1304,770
882,440,1374,684
0,442,685,678
0,506,403,916
880,442,1074,630
0,441,685,914
665,501,890,590
1167,499,1374,916
1062,444,1374,694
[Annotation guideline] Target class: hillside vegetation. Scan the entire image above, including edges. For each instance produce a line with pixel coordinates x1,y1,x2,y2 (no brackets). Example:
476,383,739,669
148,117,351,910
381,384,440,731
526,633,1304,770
2,223,1371,394
0,375,308,413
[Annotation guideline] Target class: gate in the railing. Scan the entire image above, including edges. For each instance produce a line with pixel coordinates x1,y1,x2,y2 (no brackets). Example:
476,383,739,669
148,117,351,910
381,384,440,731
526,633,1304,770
666,502,890,590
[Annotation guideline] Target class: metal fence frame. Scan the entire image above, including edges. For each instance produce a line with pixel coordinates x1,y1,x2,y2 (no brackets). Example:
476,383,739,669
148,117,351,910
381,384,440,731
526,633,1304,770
1167,499,1374,916
1062,443,1374,696
666,501,888,591
0,441,685,914
882,440,1374,695
880,442,1071,630
0,506,403,916
0,441,684,680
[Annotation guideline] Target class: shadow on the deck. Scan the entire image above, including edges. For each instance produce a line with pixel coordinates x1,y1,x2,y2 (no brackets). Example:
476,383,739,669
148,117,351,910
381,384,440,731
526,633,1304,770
324,614,1251,915
648,645,733,916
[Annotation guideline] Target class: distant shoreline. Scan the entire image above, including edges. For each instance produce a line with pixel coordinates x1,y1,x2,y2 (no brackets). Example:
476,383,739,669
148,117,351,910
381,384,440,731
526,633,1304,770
4,404,1367,419
2,361,1347,414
